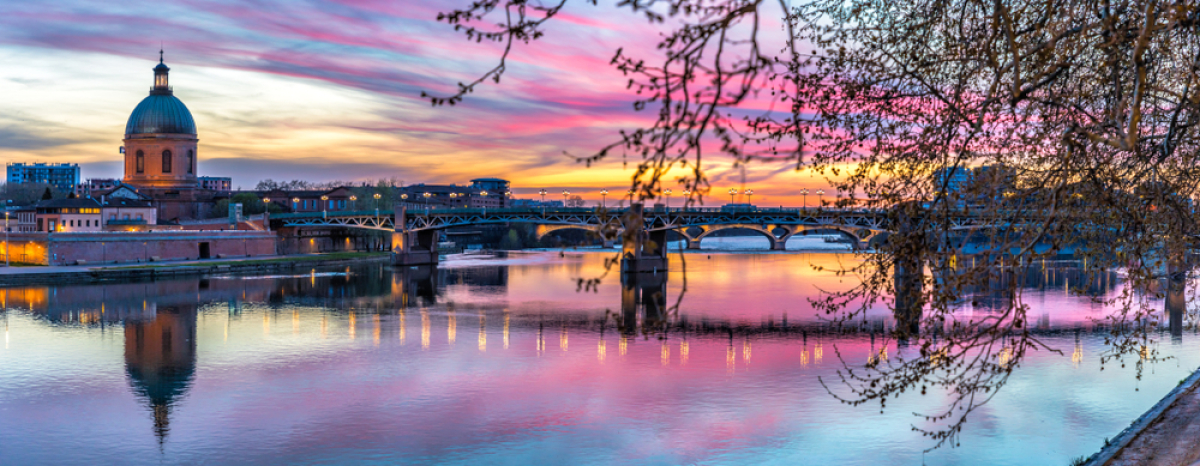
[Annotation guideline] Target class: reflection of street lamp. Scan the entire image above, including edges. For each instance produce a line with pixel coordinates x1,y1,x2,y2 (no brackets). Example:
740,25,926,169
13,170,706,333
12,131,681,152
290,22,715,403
600,189,608,208
320,195,329,218
728,188,738,204
800,189,809,209
373,193,382,217
664,189,672,209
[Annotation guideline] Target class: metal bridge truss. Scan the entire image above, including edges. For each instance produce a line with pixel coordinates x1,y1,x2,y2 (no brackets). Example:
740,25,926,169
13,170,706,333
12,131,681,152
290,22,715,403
274,208,1013,245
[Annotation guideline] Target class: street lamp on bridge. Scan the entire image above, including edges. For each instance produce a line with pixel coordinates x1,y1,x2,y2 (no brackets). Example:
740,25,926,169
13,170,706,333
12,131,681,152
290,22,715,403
373,193,382,218
349,195,357,211
320,195,329,219
600,189,608,208
816,189,825,208
745,189,753,205
728,188,738,204
292,197,300,212
682,189,691,211
800,189,809,209
664,189,672,209
563,190,570,206
539,189,547,204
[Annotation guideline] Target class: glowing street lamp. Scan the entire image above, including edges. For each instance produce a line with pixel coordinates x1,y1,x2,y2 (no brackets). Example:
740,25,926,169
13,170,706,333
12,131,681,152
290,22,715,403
292,197,300,212
373,193,382,218
800,188,809,209
349,195,357,211
627,189,635,204
563,190,570,206
682,189,691,211
745,189,753,206
664,189,672,209
539,189,547,203
423,192,431,205
728,188,738,204
600,189,608,208
816,189,825,207
320,195,329,218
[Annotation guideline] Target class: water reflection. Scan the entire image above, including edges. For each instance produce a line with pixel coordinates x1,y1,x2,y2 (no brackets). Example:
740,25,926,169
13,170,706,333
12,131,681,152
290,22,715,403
0,253,1196,465
125,305,196,445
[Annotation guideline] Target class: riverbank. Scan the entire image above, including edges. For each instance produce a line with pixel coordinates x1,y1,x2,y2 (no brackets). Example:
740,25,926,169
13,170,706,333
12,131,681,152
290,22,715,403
1085,365,1200,465
0,252,390,286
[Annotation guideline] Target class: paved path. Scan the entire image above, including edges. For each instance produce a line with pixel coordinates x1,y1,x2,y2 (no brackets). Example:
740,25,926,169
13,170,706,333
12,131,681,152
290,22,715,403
0,254,352,275
1097,370,1200,465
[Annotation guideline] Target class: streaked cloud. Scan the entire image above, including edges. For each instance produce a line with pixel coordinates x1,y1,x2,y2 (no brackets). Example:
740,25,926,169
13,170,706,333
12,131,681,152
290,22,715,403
0,0,830,204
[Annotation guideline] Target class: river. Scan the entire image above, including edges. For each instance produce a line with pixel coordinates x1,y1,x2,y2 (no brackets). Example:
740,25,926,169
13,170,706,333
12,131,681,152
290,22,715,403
1,245,1196,465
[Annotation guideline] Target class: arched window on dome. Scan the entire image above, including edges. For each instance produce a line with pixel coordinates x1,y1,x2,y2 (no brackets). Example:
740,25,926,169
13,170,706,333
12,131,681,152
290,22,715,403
136,150,144,174
188,150,194,174
162,150,172,173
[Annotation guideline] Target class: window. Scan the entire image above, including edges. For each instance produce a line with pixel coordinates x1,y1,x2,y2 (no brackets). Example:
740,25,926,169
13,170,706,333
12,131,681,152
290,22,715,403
162,150,172,173
136,150,144,174
188,150,194,174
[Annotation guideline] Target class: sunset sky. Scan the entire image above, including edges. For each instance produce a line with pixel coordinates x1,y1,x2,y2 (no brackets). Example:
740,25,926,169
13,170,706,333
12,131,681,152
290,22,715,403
0,0,828,205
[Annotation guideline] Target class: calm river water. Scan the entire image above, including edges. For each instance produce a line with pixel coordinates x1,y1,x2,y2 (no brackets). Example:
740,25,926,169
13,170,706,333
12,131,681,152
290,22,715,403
2,244,1198,465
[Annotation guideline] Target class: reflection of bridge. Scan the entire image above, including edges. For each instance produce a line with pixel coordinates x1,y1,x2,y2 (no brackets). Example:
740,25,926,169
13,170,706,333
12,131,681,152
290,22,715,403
274,204,913,272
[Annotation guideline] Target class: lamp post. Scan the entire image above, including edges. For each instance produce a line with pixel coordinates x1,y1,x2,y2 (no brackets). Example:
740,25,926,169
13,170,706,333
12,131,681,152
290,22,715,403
682,190,691,211
373,193,382,218
349,195,357,211
816,189,825,208
664,189,672,209
539,189,547,204
292,197,300,212
320,195,329,219
600,189,608,208
627,189,635,205
449,192,458,209
729,188,738,204
562,190,570,207
745,189,753,206
800,188,809,209
423,192,431,207
4,211,9,267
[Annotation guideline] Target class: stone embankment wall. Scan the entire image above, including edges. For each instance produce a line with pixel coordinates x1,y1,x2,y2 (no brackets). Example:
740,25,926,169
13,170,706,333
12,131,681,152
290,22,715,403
0,231,277,266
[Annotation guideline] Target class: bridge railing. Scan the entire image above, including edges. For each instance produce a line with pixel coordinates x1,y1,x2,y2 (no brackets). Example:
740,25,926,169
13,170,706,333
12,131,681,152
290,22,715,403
273,206,884,219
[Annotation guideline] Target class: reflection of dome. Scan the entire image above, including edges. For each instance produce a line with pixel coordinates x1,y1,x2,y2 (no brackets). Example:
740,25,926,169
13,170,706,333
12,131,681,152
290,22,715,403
125,94,197,136
123,306,197,444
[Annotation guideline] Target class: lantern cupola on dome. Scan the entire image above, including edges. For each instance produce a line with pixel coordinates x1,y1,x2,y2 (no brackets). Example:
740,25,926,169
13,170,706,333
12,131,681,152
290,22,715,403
125,50,196,137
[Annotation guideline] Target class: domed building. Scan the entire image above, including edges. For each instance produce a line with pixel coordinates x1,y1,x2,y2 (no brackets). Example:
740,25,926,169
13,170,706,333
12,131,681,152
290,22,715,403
121,54,218,220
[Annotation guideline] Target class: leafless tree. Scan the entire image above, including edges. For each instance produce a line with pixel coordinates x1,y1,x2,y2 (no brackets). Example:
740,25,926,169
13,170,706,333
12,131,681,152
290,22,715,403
428,0,1200,449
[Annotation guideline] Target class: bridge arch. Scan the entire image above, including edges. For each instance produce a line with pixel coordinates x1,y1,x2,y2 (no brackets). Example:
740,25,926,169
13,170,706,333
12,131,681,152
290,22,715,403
534,224,607,242
688,224,780,250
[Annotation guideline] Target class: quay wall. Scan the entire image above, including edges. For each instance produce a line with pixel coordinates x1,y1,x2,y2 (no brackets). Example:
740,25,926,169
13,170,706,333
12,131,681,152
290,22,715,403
0,231,277,266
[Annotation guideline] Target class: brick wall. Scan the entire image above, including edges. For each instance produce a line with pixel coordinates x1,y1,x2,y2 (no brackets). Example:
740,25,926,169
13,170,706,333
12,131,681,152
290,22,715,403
0,231,277,266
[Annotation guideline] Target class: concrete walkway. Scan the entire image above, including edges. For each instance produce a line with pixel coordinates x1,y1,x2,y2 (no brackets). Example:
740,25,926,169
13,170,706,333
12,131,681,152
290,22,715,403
0,253,383,275
1090,367,1200,465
